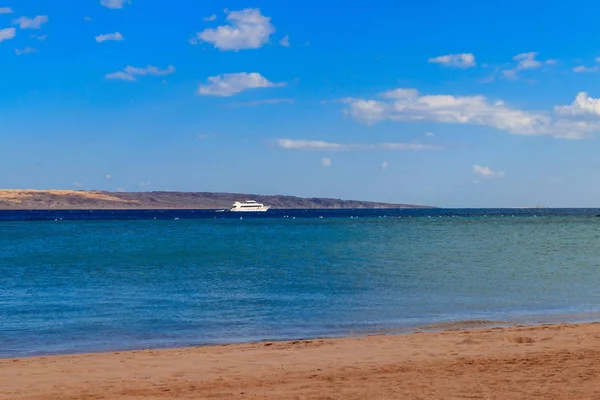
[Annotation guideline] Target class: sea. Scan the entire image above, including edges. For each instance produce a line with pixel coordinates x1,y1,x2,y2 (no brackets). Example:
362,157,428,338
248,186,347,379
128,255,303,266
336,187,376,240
2,208,600,358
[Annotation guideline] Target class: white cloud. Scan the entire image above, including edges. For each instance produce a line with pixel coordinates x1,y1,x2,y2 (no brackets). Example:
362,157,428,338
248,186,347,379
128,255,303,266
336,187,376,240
343,99,388,125
106,65,175,81
321,157,332,167
342,88,600,139
31,34,47,40
428,53,476,68
502,52,554,79
106,72,135,81
514,52,543,69
380,88,420,99
381,161,389,171
230,98,293,107
12,15,48,29
15,47,37,55
197,72,284,96
279,35,290,47
0,27,15,42
473,165,505,179
95,32,124,42
73,182,84,188
105,174,112,180
425,131,435,137
196,8,275,51
139,181,151,187
0,7,13,14
84,16,92,21
203,14,217,22
100,0,130,9
554,92,600,117
276,139,442,151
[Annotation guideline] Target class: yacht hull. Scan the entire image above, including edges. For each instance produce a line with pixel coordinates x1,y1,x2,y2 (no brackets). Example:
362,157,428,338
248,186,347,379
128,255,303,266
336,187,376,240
230,207,270,212
230,201,271,212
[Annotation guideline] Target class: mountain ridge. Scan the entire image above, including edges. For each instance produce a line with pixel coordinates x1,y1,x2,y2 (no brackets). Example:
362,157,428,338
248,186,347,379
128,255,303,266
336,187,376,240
0,190,435,210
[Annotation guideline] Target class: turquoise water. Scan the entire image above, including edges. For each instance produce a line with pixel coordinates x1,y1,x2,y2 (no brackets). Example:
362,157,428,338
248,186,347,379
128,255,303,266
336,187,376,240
2,212,600,357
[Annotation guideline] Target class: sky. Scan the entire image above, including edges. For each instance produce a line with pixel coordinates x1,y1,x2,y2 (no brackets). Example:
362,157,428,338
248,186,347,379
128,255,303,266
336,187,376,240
2,0,600,207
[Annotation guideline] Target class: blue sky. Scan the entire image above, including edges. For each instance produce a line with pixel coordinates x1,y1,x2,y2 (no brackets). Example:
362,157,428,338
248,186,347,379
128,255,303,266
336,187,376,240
2,0,600,207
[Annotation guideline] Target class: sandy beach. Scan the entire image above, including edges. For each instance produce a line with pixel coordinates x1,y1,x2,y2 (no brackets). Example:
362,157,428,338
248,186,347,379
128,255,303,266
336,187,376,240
2,323,600,399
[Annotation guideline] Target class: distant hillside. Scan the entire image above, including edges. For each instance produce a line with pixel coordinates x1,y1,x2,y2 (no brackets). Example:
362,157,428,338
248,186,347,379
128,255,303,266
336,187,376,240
0,190,435,210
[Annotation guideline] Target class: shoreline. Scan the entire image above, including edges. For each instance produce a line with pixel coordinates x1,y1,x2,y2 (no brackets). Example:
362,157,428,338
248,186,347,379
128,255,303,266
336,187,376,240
6,311,600,360
3,322,600,399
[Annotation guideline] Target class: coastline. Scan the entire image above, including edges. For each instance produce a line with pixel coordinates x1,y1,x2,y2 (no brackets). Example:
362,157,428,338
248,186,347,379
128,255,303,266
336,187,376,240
0,190,435,210
3,322,600,399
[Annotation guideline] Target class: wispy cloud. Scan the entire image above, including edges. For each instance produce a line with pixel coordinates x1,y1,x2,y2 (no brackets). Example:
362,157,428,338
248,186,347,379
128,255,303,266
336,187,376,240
95,32,124,42
279,35,290,47
12,15,48,29
502,52,555,79
203,14,216,22
276,139,442,151
84,16,92,21
573,66,598,73
342,88,600,140
229,98,293,107
194,8,275,51
100,0,130,9
321,157,332,167
573,58,600,73
0,7,13,14
381,161,389,170
15,47,38,55
106,65,175,81
278,139,344,151
428,53,476,68
0,27,16,42
105,174,112,180
473,165,505,179
197,72,284,97
31,34,47,40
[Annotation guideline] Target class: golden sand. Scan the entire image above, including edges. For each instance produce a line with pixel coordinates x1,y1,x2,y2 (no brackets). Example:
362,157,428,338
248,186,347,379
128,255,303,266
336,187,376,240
2,323,600,399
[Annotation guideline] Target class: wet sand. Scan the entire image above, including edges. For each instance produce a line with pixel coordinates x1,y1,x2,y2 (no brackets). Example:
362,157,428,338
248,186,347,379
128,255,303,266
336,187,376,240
2,322,600,399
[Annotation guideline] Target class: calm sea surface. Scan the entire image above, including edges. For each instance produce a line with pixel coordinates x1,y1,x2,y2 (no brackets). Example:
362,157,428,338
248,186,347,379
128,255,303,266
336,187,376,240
2,208,600,358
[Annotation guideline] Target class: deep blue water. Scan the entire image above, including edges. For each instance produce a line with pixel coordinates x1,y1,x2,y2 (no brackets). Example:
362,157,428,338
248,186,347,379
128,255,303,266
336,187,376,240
2,208,600,358
0,207,599,221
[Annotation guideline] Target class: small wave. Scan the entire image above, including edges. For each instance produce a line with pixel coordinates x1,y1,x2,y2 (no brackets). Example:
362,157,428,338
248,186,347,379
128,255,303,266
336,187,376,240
347,320,506,336
417,319,507,331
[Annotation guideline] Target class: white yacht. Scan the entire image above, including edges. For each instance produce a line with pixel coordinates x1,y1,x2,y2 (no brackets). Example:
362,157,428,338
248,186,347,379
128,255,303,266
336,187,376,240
230,200,271,212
